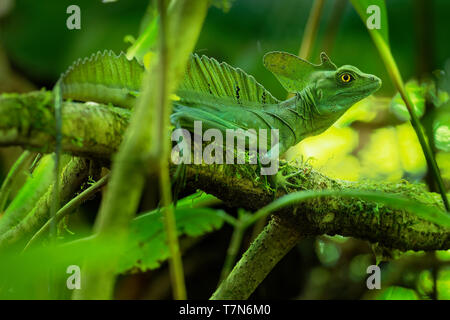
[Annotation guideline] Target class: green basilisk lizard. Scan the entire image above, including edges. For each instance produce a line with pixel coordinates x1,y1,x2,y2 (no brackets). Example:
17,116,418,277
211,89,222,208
59,50,381,189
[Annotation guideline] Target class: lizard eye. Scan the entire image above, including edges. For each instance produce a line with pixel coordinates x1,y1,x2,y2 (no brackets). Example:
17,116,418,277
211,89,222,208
340,73,353,83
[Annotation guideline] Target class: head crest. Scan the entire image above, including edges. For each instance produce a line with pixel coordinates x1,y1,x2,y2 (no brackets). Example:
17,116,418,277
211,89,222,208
263,51,337,93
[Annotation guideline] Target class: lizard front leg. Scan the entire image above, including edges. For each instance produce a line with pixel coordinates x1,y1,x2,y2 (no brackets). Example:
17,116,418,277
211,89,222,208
260,142,307,194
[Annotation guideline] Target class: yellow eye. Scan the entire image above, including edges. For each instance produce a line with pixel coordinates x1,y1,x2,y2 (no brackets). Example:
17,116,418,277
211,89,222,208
340,73,352,83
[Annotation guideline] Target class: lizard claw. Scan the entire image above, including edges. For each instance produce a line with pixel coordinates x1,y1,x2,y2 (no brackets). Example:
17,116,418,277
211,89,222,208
269,165,305,194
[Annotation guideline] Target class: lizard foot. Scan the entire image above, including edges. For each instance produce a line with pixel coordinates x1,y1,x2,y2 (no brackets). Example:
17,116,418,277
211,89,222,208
269,161,306,194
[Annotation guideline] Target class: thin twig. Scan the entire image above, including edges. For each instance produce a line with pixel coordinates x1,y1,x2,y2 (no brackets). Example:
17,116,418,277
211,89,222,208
23,174,109,251
156,0,187,300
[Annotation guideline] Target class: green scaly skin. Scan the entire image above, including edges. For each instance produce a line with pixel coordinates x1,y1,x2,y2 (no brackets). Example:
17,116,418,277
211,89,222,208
60,50,382,192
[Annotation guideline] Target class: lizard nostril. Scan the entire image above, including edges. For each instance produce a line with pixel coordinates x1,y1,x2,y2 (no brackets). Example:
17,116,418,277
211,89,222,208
370,76,381,84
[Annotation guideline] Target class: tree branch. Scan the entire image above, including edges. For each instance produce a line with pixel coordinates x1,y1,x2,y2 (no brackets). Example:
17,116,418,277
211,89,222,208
0,91,448,251
0,91,129,160
211,215,303,299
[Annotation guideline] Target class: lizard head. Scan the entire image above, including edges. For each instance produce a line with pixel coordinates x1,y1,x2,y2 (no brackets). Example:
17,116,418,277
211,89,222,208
264,51,381,118
312,64,382,116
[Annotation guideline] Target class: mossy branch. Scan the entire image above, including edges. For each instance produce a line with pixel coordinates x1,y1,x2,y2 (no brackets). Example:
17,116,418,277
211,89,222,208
212,215,303,300
0,91,130,160
0,90,448,250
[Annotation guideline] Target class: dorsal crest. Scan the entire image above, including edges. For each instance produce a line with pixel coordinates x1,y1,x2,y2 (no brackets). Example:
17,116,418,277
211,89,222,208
263,51,337,93
178,54,279,108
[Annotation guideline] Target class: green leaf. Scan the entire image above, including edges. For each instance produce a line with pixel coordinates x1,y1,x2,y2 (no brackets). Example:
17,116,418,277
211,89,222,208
315,239,340,267
0,239,121,299
377,286,419,300
0,194,222,298
118,193,225,273
437,268,450,299
417,270,434,297
436,249,450,262
390,80,426,121
426,79,449,108
433,105,450,152
434,61,450,95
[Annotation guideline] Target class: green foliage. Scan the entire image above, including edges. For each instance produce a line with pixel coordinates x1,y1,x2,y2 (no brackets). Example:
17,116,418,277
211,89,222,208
119,193,225,273
390,78,449,153
0,238,120,299
390,79,449,155
433,105,450,152
436,249,450,262
315,239,340,267
0,193,223,298
390,80,426,121
417,270,434,297
431,67,450,153
435,62,450,95
351,0,450,212
437,268,450,299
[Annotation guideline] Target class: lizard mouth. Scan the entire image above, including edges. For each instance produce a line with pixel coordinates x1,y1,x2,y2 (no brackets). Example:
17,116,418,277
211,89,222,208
361,76,382,94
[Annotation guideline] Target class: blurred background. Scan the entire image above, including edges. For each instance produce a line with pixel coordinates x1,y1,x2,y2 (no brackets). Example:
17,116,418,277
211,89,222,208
0,0,449,299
